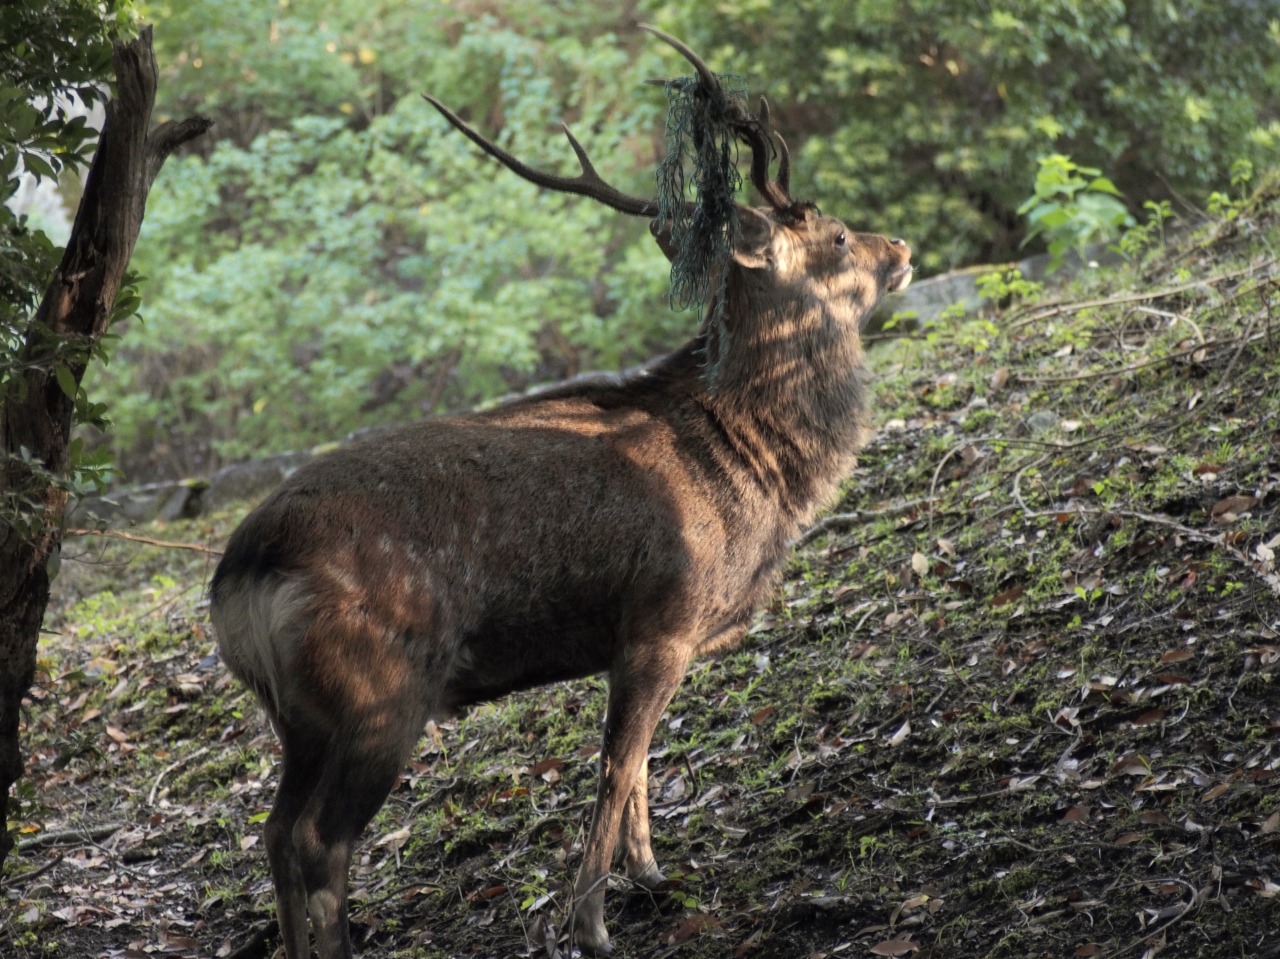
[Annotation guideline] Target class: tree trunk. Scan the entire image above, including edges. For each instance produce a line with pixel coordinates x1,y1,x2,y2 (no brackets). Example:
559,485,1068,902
0,27,210,874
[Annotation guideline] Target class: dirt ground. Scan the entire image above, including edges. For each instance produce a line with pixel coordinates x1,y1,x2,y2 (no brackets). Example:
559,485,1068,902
5,184,1280,959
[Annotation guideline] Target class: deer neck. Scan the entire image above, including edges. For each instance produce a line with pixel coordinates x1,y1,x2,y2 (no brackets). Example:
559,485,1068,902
694,271,874,526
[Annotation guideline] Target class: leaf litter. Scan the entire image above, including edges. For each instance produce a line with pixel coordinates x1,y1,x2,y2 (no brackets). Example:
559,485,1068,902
6,180,1280,958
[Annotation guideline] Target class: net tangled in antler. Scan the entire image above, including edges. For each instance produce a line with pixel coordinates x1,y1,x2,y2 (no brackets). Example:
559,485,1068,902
654,71,749,377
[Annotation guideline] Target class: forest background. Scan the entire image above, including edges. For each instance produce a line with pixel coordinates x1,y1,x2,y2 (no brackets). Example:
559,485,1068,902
4,4,1280,957
8,0,1280,490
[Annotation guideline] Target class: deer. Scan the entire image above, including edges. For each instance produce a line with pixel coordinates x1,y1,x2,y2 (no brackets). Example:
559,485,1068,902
209,26,912,959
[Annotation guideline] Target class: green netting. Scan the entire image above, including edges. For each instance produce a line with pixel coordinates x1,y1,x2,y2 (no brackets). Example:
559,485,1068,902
653,71,749,380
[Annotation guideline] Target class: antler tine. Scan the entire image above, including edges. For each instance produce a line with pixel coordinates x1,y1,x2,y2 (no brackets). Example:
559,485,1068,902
422,94,658,218
757,98,792,197
641,25,796,215
638,24,721,97
773,131,792,196
729,97,789,213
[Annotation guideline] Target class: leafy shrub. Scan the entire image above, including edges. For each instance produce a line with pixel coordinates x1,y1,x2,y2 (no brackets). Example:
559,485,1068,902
92,13,683,476
662,0,1280,272
1017,155,1133,272
82,0,1280,477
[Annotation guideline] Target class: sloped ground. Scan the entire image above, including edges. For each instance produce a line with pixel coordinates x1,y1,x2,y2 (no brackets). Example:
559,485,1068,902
4,177,1279,959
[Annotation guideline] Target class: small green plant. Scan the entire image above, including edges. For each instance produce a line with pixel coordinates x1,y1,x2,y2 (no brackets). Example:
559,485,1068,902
923,301,999,354
1117,199,1175,260
1018,154,1135,272
976,267,1044,305
880,309,919,334
858,834,881,860
1206,158,1255,220
1073,584,1103,605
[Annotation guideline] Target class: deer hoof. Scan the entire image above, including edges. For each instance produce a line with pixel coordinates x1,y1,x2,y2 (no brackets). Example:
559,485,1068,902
628,860,665,890
572,918,613,956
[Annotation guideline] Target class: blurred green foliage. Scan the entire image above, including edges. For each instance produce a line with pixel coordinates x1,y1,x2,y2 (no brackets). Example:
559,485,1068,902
661,0,1280,269
71,0,1279,477
1018,155,1133,272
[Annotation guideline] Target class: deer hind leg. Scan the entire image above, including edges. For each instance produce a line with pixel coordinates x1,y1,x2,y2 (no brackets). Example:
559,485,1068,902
619,755,663,889
288,720,422,959
573,646,689,956
264,717,328,959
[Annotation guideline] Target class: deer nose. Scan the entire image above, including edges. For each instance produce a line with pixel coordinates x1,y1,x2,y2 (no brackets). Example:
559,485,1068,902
890,237,905,246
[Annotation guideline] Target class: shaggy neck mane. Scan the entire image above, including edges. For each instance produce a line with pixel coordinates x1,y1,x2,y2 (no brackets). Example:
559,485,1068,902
695,262,874,526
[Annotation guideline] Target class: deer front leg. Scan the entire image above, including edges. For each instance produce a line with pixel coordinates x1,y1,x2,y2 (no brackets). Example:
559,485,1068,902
572,648,688,955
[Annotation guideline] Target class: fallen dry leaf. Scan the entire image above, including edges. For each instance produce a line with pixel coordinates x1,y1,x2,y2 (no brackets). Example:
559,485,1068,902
751,705,776,725
869,939,919,956
991,585,1025,608
668,914,721,945
886,720,911,747
1109,754,1150,777
528,756,565,779
1211,493,1257,523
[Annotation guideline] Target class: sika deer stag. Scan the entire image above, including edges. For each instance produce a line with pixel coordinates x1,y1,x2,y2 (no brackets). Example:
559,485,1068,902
211,26,911,959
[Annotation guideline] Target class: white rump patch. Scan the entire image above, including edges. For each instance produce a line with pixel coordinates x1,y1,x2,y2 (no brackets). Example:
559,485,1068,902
210,575,310,714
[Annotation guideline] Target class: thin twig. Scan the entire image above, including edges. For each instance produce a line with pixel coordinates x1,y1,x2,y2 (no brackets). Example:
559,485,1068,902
1015,333,1246,385
1097,877,1199,959
7,852,64,885
149,745,210,806
796,497,939,549
65,527,223,555
1221,316,1258,383
928,443,978,538
1017,503,1280,599
1009,455,1050,518
1008,256,1278,332
1133,305,1204,344
17,822,124,849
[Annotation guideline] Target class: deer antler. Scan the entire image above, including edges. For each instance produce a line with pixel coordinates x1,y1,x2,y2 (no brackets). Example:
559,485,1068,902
757,98,791,197
425,29,800,220
421,95,659,217
639,24,797,217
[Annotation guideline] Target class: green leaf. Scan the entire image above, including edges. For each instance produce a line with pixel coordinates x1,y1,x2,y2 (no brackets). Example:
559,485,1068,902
1087,176,1124,196
22,151,56,181
54,364,77,399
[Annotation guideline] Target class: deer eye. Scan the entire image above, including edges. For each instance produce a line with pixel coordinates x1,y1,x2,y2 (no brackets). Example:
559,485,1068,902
834,232,846,247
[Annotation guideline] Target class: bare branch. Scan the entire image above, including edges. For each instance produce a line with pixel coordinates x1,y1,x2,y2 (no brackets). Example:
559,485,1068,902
145,115,214,193
65,527,224,555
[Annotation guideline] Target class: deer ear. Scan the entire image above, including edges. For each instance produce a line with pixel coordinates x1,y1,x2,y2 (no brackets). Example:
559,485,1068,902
651,209,774,268
731,207,773,270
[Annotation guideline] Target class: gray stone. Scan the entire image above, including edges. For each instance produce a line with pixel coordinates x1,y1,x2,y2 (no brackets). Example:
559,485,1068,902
202,450,315,513
70,481,189,527
1027,411,1059,433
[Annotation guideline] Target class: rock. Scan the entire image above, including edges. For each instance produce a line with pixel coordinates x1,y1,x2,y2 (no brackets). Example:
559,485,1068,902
201,451,315,513
1027,411,1059,433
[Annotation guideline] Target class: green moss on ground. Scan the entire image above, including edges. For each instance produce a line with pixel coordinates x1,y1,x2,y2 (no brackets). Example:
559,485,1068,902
5,184,1280,958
